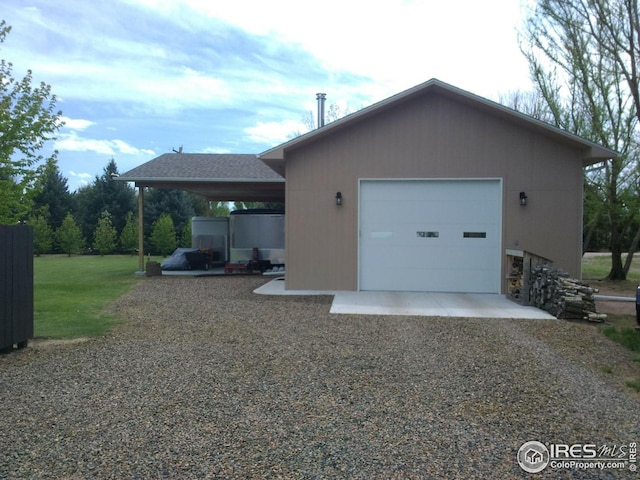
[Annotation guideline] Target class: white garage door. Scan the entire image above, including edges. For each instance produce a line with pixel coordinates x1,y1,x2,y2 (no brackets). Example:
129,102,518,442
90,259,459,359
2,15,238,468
359,179,502,293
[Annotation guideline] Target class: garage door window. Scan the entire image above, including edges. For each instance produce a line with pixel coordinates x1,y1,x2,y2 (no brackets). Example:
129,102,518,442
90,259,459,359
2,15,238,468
463,232,487,238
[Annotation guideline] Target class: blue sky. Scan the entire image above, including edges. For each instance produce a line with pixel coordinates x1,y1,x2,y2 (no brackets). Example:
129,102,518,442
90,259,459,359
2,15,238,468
3,0,533,191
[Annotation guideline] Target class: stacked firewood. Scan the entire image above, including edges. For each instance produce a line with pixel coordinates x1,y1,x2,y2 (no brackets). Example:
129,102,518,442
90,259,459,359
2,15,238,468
529,264,607,322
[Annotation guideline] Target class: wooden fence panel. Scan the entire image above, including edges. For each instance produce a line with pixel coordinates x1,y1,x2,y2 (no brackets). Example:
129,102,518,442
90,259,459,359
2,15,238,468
0,225,34,351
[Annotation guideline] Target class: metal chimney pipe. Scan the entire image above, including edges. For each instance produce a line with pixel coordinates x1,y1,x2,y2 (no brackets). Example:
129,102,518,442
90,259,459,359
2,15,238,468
316,92,326,128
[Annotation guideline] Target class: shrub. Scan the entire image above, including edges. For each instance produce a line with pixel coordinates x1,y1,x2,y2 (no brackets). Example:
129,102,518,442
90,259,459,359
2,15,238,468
151,212,176,256
56,213,85,256
93,210,117,256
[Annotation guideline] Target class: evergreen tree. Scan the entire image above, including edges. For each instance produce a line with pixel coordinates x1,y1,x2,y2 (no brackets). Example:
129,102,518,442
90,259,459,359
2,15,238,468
28,212,53,256
119,211,138,254
151,212,176,256
74,159,136,244
56,213,84,256
31,157,73,230
144,188,194,240
187,192,209,216
93,210,116,256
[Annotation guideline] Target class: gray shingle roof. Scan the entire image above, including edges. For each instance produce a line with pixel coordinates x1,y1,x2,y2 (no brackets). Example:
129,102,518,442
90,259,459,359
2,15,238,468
119,153,283,181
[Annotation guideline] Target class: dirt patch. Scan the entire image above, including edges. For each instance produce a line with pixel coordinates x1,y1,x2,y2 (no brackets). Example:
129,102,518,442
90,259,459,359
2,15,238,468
30,337,91,348
596,299,635,316
585,278,637,317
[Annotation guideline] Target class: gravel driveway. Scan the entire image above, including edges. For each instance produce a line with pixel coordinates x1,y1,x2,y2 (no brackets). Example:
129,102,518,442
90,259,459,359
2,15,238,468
1,276,639,479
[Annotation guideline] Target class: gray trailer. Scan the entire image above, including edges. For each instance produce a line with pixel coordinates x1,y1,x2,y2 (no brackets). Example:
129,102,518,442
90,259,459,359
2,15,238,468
191,216,229,264
229,210,285,265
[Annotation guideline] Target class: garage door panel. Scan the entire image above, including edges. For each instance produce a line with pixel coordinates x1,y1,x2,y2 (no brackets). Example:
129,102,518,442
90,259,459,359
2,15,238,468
364,247,498,273
361,266,499,292
359,180,501,293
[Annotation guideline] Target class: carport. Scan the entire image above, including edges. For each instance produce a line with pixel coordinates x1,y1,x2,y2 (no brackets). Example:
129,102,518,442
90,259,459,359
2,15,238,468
117,153,284,273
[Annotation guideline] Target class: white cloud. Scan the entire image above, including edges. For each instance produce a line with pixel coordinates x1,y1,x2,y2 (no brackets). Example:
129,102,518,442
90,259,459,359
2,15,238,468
167,0,531,99
36,60,232,112
244,120,309,145
69,171,93,187
201,147,232,154
55,132,155,156
69,171,93,178
4,0,536,192
60,116,95,131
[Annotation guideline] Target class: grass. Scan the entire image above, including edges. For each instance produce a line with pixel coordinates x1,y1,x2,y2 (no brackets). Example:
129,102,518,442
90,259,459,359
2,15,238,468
582,252,640,292
626,380,640,392
601,324,640,352
30,252,640,354
600,322,640,361
582,254,640,392
34,255,148,338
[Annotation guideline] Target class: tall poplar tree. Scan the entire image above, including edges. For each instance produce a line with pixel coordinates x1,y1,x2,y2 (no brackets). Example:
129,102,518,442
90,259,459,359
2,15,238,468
521,0,639,280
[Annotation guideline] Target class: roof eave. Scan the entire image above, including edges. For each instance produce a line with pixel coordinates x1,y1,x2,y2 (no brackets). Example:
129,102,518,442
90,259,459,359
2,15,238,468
582,146,617,167
258,78,619,165
116,177,284,183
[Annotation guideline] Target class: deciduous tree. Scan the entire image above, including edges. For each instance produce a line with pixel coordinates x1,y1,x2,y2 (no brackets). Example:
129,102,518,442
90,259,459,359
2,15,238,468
119,211,138,254
93,210,116,256
0,20,63,223
28,210,53,256
56,213,84,257
521,0,639,279
151,212,176,256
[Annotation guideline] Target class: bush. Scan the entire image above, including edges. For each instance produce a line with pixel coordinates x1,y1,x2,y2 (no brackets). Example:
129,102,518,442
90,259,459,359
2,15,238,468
151,212,176,256
55,213,85,256
120,211,138,254
93,210,117,256
28,214,53,256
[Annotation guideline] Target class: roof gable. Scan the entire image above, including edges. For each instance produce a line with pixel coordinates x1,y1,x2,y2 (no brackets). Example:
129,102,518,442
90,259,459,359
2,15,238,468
117,153,284,202
119,153,283,182
259,78,617,174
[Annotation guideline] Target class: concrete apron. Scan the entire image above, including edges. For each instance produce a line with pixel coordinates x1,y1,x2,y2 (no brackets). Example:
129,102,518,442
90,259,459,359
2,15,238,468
254,278,555,319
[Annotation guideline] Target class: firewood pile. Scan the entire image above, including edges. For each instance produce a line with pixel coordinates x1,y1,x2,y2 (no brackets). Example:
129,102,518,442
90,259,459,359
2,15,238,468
529,264,607,322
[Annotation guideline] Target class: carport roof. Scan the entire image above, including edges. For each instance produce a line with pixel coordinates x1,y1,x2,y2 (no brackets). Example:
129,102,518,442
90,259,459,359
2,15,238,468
118,153,285,202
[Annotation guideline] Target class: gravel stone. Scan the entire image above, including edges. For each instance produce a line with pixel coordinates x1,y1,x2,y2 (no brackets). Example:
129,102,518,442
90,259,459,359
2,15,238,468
1,276,638,479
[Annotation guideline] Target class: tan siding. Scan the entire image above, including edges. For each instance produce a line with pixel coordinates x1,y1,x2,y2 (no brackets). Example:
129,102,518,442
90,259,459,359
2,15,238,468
285,93,585,291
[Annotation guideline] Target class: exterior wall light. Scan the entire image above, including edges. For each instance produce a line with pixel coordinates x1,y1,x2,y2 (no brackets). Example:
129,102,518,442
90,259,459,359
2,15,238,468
335,192,343,206
520,191,528,206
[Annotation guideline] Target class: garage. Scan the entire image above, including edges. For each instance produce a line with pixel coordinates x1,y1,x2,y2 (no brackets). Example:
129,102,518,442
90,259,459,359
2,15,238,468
359,179,502,293
257,79,615,292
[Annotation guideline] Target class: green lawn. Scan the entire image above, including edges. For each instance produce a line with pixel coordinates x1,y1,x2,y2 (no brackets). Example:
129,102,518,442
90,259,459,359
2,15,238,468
34,255,148,338
582,253,640,286
582,254,640,382
32,254,640,358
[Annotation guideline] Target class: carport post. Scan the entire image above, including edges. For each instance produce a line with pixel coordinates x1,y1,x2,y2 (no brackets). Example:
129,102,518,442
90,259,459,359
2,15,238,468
136,186,145,275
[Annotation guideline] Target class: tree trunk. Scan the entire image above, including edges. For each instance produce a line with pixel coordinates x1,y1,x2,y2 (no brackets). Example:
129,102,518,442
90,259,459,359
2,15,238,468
608,239,627,280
